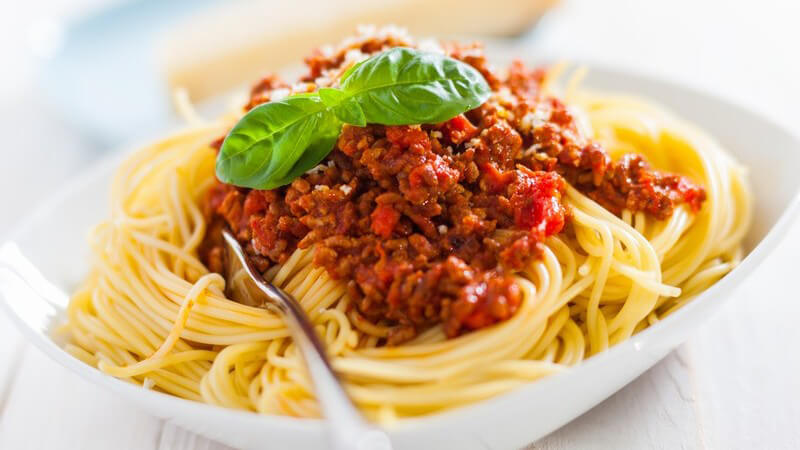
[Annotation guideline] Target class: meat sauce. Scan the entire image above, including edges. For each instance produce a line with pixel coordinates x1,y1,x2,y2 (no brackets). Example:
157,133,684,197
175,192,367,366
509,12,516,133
200,33,705,344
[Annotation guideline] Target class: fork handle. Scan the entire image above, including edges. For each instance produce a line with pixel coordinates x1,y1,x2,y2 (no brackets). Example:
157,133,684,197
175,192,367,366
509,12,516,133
224,231,392,450
266,283,393,450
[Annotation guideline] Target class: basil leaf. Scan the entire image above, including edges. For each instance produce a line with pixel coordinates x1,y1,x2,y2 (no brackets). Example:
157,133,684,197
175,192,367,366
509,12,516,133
268,108,343,187
216,48,492,191
337,47,491,125
216,95,341,189
320,88,366,126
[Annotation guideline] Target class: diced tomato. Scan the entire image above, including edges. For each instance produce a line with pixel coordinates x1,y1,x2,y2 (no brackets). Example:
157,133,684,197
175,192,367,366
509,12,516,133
370,204,401,239
676,177,706,212
510,169,567,237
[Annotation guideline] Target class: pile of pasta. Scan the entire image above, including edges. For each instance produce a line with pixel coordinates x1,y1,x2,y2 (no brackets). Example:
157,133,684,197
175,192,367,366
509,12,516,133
63,86,751,422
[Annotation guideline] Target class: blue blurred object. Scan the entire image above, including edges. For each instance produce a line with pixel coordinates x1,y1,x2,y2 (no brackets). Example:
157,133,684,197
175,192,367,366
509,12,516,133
37,0,222,145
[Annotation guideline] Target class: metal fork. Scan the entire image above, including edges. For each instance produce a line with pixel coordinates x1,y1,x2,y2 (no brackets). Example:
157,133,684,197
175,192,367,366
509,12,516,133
221,230,392,450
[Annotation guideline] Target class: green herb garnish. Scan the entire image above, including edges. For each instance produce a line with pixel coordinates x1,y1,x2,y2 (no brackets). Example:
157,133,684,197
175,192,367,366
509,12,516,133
216,47,491,190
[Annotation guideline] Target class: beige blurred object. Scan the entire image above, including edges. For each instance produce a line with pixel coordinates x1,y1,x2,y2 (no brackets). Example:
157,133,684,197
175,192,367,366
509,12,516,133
159,0,558,102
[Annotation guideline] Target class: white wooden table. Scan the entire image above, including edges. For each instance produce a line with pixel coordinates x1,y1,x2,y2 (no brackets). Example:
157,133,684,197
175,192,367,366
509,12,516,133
1,0,799,448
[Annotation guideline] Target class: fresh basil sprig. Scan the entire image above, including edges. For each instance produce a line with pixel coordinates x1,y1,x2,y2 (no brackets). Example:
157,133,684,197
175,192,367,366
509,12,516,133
326,47,492,126
216,95,342,190
216,47,490,190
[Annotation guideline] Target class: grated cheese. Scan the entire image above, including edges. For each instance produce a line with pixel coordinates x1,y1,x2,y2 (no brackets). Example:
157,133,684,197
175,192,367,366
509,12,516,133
465,137,481,149
270,88,290,101
305,164,327,175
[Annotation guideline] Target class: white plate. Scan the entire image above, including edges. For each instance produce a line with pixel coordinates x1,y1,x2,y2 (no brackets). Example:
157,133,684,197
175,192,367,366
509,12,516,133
2,66,799,450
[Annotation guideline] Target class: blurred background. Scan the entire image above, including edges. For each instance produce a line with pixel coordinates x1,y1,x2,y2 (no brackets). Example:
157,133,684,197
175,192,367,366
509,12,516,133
1,1,799,449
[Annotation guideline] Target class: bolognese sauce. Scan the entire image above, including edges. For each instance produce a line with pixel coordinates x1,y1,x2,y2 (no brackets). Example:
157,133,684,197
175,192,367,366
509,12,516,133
200,33,705,344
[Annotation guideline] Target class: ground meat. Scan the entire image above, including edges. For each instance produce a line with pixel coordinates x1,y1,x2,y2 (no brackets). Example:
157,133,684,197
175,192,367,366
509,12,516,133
244,74,289,111
302,28,415,83
520,99,705,219
201,31,706,344
583,153,706,218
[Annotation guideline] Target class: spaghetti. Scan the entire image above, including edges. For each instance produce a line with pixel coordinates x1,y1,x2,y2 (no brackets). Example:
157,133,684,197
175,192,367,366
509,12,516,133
62,30,751,423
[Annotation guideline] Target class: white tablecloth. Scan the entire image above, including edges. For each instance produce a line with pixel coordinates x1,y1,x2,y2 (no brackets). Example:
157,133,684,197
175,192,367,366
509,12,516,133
1,0,799,448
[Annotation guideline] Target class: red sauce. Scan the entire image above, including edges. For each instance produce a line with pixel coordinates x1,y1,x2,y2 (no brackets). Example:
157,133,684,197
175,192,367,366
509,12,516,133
511,168,567,237
370,204,400,239
200,34,706,344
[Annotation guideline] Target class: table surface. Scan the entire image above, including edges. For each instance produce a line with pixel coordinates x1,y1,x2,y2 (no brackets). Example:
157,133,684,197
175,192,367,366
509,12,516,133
1,0,799,449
